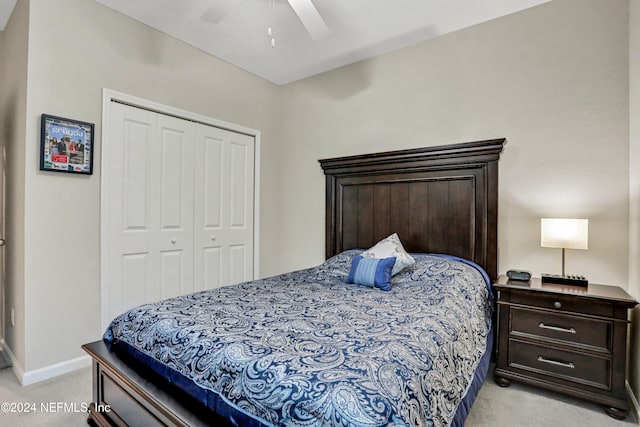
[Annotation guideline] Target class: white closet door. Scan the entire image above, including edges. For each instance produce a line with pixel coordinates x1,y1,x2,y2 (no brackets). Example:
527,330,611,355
156,114,195,299
103,99,256,327
105,103,194,324
194,126,254,290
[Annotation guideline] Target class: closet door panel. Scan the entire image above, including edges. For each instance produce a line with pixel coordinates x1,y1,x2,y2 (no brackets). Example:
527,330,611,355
202,136,223,229
226,132,254,284
106,104,160,322
194,128,225,291
230,244,248,284
229,141,248,228
156,115,195,298
122,121,151,230
194,133,225,291
194,127,254,290
202,247,223,289
160,250,184,299
122,253,151,312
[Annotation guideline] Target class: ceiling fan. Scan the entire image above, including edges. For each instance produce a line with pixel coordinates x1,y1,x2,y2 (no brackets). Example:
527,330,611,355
201,0,330,40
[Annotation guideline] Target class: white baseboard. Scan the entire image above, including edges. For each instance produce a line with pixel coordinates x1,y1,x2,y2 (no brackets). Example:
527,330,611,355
21,354,91,386
1,340,91,386
627,381,640,425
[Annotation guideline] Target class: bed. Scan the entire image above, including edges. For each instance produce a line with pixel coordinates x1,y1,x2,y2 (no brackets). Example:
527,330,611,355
83,138,505,427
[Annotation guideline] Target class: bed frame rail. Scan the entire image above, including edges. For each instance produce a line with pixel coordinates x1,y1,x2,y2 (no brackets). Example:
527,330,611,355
82,341,230,427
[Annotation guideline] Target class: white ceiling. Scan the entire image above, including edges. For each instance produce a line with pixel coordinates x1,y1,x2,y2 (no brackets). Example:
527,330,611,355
1,0,551,85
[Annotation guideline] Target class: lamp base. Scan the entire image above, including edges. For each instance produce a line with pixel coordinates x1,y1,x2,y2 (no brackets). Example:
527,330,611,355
541,273,588,287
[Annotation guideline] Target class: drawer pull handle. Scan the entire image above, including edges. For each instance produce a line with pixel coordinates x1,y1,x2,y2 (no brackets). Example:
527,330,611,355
537,356,575,369
554,301,562,309
538,322,576,334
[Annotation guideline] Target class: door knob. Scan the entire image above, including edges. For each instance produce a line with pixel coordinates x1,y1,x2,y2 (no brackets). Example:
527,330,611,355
0,238,5,247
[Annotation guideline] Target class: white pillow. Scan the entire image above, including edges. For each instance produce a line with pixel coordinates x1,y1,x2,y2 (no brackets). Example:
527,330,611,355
362,233,415,276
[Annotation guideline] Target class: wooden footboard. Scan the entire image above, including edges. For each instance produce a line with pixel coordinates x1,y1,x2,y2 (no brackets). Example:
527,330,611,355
82,341,231,427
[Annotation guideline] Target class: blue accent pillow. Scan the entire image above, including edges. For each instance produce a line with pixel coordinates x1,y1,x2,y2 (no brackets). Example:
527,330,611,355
346,256,396,291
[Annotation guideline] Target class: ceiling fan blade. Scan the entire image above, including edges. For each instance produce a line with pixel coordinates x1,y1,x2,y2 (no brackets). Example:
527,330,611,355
287,0,330,40
201,0,244,24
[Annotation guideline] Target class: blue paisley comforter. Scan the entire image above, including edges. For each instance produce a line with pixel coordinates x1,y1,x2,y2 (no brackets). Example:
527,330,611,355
104,251,493,427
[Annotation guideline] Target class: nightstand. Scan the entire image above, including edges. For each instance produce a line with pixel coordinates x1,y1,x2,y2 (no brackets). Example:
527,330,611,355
493,275,638,419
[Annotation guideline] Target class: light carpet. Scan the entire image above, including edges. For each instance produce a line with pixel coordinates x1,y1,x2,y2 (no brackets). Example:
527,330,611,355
0,365,636,426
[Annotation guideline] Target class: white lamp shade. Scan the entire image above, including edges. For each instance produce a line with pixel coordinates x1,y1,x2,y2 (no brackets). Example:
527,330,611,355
540,218,588,250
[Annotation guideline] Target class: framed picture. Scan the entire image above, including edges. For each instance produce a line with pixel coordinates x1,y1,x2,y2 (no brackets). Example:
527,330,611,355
40,114,94,175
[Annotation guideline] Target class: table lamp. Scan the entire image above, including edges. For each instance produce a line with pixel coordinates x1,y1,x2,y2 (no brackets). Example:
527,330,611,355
540,218,588,286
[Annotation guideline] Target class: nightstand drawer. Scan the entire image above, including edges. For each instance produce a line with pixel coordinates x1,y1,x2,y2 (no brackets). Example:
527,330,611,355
494,276,637,418
508,340,611,390
510,307,612,352
510,293,613,317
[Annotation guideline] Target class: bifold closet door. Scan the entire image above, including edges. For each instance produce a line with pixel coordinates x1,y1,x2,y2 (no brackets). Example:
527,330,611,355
194,126,254,291
104,102,255,325
105,103,195,322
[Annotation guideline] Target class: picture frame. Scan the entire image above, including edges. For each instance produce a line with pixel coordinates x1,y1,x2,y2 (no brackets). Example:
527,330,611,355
40,114,94,175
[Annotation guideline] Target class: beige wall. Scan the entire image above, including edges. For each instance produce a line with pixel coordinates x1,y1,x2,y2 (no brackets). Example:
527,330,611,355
279,0,630,289
1,0,635,390
0,0,29,371
18,0,282,372
628,0,640,414
279,0,638,410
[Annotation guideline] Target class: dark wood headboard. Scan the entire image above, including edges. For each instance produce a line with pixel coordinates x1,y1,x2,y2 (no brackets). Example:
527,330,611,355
319,139,505,281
